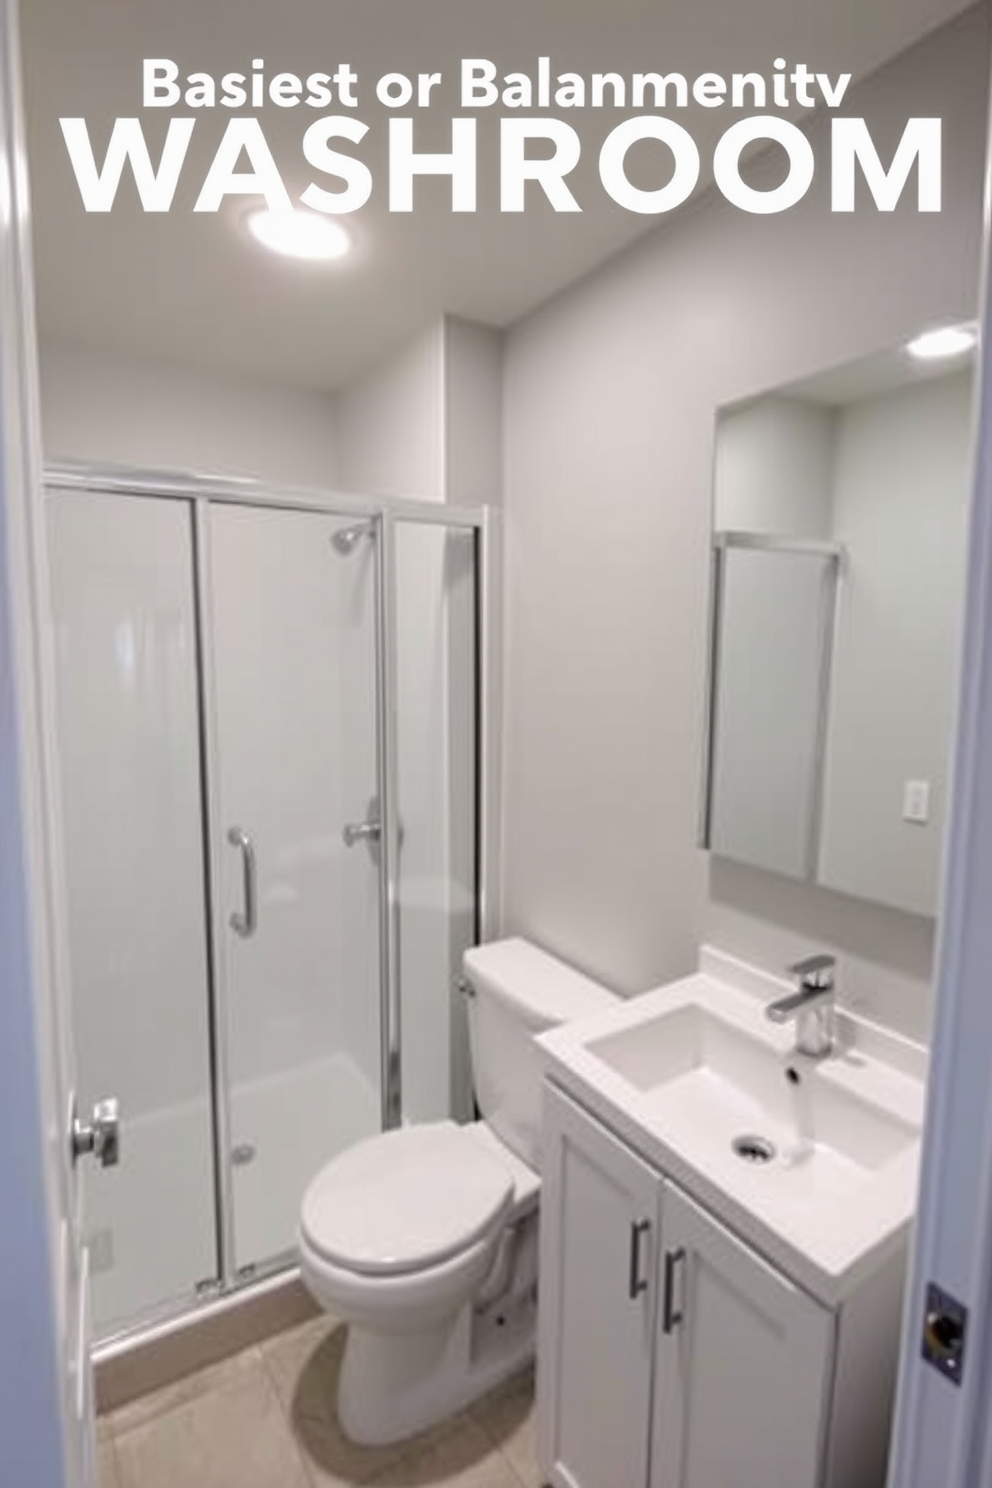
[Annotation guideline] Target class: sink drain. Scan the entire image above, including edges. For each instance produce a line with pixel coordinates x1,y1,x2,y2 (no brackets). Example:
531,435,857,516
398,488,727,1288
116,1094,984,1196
732,1134,776,1164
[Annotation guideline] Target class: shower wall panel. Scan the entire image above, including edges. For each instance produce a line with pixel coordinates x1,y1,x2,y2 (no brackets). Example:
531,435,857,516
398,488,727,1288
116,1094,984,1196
395,522,478,1124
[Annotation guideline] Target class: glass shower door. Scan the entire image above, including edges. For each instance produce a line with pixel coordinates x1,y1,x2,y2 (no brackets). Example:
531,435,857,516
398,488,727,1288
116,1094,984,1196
207,504,383,1275
48,491,218,1336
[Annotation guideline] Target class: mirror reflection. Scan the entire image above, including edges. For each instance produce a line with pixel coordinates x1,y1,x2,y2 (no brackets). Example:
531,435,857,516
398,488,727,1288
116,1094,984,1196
706,336,974,918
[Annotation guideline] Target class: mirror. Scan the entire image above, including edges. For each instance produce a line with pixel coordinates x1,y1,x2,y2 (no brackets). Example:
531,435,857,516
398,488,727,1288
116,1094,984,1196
704,337,974,919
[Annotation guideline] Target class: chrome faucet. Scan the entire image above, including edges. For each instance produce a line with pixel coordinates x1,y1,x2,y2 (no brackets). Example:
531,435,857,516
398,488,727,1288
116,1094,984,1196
766,953,836,1059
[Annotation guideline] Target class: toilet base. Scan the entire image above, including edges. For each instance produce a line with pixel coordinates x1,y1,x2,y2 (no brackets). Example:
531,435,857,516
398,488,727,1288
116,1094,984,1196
337,1282,537,1446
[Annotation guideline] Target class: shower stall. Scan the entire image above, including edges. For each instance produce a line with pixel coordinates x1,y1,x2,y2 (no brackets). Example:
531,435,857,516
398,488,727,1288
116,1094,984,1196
45,467,490,1346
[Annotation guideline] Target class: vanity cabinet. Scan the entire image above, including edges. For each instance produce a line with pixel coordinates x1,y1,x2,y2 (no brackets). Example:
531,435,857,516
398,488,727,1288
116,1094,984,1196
537,1082,903,1488
648,1181,831,1488
535,1081,661,1488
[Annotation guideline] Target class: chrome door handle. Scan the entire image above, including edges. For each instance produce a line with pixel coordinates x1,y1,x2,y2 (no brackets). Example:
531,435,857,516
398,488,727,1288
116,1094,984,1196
663,1246,686,1333
227,827,257,937
71,1095,120,1168
628,1218,651,1299
343,819,382,847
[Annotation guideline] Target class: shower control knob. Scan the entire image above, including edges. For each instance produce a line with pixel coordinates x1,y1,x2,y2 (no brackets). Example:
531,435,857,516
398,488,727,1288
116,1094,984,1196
70,1095,121,1169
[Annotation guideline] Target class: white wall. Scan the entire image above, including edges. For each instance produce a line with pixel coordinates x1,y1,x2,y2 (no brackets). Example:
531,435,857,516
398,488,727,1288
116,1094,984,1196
39,344,339,487
819,371,972,915
445,317,504,507
335,312,503,506
336,321,445,502
500,5,987,1042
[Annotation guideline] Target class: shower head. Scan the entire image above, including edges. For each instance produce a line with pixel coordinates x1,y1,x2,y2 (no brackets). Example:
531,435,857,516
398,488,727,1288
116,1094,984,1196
330,520,374,556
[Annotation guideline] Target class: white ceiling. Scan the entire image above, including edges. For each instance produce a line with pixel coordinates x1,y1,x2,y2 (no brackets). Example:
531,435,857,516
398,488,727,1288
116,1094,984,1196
21,0,974,392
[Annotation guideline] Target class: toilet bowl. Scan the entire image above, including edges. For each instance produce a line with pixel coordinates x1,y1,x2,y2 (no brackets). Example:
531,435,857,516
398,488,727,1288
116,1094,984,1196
297,938,615,1445
298,1120,517,1333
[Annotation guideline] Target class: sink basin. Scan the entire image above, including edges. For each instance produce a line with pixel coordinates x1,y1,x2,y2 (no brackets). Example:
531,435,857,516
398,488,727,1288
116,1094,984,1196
536,960,926,1304
586,1001,916,1177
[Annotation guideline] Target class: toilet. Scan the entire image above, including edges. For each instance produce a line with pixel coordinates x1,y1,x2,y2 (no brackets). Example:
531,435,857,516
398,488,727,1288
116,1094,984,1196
296,936,615,1446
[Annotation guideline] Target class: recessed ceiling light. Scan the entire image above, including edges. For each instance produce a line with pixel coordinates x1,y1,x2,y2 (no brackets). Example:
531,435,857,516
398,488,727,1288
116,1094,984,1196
906,325,977,361
247,209,351,261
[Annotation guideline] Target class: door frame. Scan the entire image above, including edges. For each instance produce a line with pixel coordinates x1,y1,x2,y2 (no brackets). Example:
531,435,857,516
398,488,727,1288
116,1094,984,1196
886,78,992,1488
0,0,91,1481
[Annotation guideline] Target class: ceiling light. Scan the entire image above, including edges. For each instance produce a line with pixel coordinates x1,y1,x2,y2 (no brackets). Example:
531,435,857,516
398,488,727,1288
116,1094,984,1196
906,325,977,361
247,209,351,261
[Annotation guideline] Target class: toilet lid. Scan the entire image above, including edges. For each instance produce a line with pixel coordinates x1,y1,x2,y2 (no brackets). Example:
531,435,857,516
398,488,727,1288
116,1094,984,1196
300,1121,515,1276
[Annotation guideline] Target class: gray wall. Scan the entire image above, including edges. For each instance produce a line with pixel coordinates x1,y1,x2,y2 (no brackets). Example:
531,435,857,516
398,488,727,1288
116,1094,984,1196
445,317,504,508
500,5,988,1042
716,397,835,538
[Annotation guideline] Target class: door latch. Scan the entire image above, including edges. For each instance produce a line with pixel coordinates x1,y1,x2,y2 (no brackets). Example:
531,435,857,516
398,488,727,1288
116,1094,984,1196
922,1280,967,1385
70,1096,121,1168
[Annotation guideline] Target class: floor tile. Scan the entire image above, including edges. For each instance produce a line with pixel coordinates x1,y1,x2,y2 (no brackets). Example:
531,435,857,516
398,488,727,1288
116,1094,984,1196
98,1435,121,1488
260,1314,341,1424
107,1341,262,1437
262,1316,465,1486
366,1419,522,1488
469,1371,542,1488
114,1351,309,1488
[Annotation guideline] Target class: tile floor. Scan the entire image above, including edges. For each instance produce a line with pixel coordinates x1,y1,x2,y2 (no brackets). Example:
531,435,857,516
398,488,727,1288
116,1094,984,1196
97,1314,544,1488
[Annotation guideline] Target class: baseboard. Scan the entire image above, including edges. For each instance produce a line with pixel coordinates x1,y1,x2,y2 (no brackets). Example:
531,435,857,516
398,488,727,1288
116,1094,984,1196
94,1269,319,1414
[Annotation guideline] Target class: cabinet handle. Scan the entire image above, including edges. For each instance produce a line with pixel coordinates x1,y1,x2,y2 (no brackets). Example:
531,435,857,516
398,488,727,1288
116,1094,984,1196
628,1218,651,1299
663,1246,686,1333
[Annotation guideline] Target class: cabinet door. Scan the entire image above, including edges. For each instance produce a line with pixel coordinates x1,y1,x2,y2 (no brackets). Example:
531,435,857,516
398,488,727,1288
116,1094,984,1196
538,1084,660,1488
651,1181,834,1488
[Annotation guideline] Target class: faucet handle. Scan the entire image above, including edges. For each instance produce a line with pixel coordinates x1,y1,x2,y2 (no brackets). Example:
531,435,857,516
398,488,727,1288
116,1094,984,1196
787,952,836,990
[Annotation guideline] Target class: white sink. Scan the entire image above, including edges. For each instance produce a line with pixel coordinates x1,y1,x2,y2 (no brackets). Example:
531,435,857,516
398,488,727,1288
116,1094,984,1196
537,956,926,1304
587,1000,916,1174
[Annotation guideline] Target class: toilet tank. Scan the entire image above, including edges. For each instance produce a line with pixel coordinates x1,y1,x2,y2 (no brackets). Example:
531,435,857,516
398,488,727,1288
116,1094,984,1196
462,938,616,1170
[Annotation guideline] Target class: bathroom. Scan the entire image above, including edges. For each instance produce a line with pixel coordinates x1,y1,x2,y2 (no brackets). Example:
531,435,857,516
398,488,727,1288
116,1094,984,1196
1,1,990,1486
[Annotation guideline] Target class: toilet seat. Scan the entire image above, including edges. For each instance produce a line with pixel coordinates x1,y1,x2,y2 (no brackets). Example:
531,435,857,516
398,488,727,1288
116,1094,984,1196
300,1120,515,1277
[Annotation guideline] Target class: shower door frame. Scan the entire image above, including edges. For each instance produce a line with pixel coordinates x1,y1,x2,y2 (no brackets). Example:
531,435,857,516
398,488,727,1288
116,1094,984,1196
44,463,498,1352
